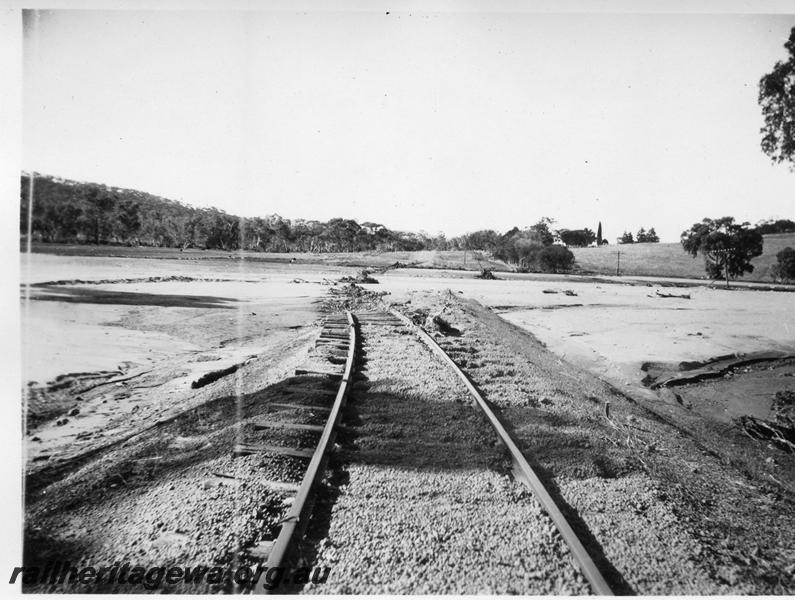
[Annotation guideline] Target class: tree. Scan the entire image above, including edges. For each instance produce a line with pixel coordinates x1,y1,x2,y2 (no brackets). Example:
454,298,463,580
116,200,141,243
619,231,634,244
530,218,555,247
680,217,764,288
82,187,116,244
596,221,603,245
558,228,596,247
636,226,660,243
537,245,575,273
756,218,795,234
513,239,544,270
770,246,795,282
430,231,449,250
759,27,795,169
491,225,553,267
459,229,500,253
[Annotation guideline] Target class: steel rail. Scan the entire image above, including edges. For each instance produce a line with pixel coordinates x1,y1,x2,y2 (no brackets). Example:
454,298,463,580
388,308,614,596
256,310,356,594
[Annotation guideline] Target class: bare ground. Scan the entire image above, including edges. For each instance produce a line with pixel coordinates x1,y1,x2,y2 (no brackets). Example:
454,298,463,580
19,254,795,594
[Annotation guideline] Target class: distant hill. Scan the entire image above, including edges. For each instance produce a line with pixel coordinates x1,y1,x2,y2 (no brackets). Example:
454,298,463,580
570,233,795,282
19,172,444,253
20,172,794,283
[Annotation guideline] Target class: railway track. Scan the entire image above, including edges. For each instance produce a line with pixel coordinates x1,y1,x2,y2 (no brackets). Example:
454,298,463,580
224,311,357,593
387,308,613,595
253,308,613,595
23,289,792,594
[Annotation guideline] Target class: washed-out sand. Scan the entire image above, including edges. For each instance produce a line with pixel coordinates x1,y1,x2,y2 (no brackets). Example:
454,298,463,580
370,270,794,373
20,254,355,384
497,286,794,381
22,301,199,385
366,269,795,422
22,256,794,425
19,254,364,470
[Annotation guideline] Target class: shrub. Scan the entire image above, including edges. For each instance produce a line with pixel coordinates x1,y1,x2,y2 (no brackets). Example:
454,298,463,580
771,246,795,283
537,245,575,273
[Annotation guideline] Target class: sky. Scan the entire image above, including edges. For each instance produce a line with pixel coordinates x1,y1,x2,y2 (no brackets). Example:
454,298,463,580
19,4,795,242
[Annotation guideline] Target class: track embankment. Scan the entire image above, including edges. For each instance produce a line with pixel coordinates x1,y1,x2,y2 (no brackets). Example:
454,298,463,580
396,290,794,594
303,310,591,594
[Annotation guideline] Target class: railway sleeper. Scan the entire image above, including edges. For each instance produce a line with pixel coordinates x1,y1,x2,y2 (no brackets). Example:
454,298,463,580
314,342,349,350
324,356,347,365
252,420,325,433
259,480,301,493
322,349,348,356
253,420,354,438
233,443,315,459
268,402,333,413
294,368,343,380
280,385,337,396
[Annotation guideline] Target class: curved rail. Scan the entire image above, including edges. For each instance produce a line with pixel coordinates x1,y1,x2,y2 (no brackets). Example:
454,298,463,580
388,308,613,596
257,310,357,594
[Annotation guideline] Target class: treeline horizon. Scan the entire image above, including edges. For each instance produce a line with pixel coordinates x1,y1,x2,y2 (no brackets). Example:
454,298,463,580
19,172,795,256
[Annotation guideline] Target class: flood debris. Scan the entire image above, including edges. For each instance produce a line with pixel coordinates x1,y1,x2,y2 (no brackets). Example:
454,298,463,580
191,356,257,389
424,312,461,336
405,307,430,326
33,275,252,286
654,290,692,300
376,261,410,271
640,351,795,389
339,269,379,284
541,288,577,296
26,369,149,430
321,282,389,312
736,391,795,453
476,268,497,280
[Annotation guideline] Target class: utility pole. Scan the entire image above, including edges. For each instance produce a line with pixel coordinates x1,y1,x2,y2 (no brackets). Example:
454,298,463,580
616,249,621,276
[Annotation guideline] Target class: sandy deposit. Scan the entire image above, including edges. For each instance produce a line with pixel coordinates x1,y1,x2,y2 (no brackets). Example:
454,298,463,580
22,301,198,385
20,254,360,477
370,270,795,404
21,254,353,384
498,285,794,396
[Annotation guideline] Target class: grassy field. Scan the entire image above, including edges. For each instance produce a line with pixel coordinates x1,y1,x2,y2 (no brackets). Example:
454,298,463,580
25,243,507,272
27,233,794,282
570,232,795,281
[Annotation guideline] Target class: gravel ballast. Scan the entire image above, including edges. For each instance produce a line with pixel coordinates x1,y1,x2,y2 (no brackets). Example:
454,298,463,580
23,328,337,594
303,316,591,594
396,290,795,594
